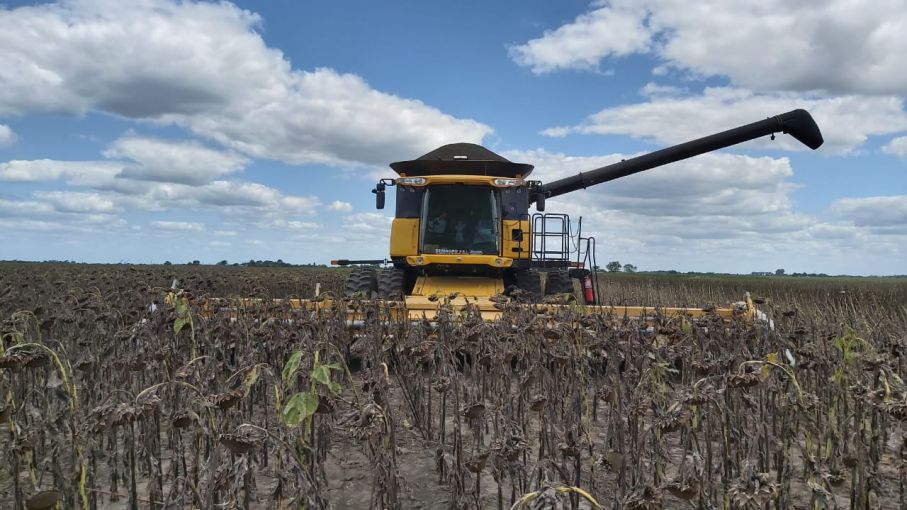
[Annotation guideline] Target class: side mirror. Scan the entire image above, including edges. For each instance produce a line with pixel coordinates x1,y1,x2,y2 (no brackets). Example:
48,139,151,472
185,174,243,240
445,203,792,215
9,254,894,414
535,192,546,212
372,182,386,210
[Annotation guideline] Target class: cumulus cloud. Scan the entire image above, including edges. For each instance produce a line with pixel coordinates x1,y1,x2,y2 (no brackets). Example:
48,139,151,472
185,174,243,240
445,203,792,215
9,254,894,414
883,136,907,160
0,164,321,242
0,132,323,222
0,217,125,234
284,221,321,230
0,0,491,167
0,198,54,217
32,191,120,214
499,148,905,272
510,0,907,96
151,220,205,232
104,136,248,185
1,193,123,218
0,124,15,146
510,149,801,219
509,3,652,73
0,159,123,185
542,87,907,155
0,194,126,235
328,200,353,212
341,213,394,243
101,179,323,217
831,195,907,230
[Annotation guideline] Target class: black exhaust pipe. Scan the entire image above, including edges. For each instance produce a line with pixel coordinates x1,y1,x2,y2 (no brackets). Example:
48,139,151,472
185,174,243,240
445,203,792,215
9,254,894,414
537,109,823,200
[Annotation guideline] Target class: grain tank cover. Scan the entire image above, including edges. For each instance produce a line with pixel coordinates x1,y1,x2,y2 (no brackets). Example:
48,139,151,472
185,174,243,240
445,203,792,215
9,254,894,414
390,143,534,178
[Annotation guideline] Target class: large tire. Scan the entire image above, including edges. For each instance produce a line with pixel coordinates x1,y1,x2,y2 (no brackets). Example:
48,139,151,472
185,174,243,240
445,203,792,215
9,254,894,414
377,268,406,300
545,269,574,295
344,267,378,298
510,270,542,303
544,269,577,303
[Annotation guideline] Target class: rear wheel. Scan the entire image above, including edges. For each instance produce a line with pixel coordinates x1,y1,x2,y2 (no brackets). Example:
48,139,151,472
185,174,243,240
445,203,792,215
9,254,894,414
544,269,574,294
510,270,542,303
377,268,406,299
344,267,378,298
544,269,576,303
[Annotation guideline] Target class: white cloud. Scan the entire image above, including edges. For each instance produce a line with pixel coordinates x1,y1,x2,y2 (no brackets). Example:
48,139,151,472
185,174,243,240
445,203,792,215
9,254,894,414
509,3,652,73
32,191,120,214
328,200,353,212
0,159,123,185
0,194,126,235
1,192,123,218
214,230,237,236
508,147,812,249
151,220,204,232
0,218,124,234
0,198,53,217
104,136,248,185
0,153,323,226
639,82,684,98
341,212,393,242
508,149,799,218
510,0,907,96
542,87,907,155
883,136,907,160
494,148,904,273
284,221,321,230
108,179,323,218
831,196,907,230
0,0,491,167
0,124,15,146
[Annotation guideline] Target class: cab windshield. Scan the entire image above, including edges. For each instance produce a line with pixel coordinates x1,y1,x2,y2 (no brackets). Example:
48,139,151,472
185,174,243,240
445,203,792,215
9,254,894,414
421,185,499,255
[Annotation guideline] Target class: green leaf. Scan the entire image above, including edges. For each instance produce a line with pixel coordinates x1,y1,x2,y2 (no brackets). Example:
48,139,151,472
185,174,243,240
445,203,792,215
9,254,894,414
328,381,341,395
322,363,343,371
282,351,303,384
831,368,846,385
312,365,332,387
282,392,317,426
174,316,190,334
680,318,692,334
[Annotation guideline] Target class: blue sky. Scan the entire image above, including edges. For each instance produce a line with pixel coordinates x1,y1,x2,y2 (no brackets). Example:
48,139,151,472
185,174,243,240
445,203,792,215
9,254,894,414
0,0,905,274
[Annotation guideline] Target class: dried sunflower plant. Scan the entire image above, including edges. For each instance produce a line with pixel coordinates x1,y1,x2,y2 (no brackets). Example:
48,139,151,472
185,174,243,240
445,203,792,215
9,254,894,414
0,264,905,509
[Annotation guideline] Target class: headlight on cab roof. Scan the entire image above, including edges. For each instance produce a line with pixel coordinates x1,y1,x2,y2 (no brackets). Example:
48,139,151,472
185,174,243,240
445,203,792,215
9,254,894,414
396,177,427,186
493,178,524,187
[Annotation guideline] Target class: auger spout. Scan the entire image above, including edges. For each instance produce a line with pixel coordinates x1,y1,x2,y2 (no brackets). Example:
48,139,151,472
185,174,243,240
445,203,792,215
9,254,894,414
536,109,823,200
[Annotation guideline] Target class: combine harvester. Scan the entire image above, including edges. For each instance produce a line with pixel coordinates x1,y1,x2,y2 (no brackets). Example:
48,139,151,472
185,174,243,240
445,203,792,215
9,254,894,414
193,109,823,325
330,108,823,323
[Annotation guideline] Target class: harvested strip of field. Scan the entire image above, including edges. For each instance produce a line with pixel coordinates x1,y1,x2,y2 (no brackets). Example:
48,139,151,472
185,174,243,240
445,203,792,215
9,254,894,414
1,263,906,508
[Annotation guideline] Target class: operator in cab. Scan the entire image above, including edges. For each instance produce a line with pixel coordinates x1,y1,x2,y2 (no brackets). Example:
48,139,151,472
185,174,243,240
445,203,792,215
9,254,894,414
428,210,448,234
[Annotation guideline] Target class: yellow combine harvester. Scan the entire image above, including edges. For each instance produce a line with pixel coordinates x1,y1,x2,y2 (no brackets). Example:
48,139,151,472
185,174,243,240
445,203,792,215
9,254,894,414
324,108,823,323
183,109,822,325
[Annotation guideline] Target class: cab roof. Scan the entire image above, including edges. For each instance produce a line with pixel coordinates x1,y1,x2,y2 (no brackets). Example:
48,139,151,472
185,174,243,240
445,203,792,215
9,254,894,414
390,143,534,178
